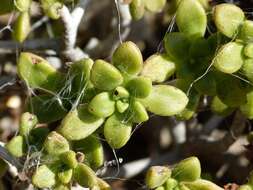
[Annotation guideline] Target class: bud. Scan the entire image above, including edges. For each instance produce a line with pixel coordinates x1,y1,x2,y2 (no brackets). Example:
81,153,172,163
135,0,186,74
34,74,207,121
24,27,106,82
113,86,129,100
44,132,70,155
172,157,201,182
112,41,143,75
19,112,38,137
32,165,56,188
214,3,245,38
104,114,132,149
15,0,31,12
88,92,115,118
164,178,178,190
42,0,62,19
116,100,129,113
145,166,171,189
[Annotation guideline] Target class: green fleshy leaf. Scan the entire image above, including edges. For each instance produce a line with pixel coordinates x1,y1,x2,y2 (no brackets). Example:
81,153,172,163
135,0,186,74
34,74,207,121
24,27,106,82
18,52,65,92
211,96,234,116
126,77,152,98
176,0,207,38
183,179,223,190
32,165,56,188
116,100,129,113
140,85,188,116
44,132,70,155
6,135,26,158
141,54,176,83
73,134,104,170
58,168,73,184
164,32,190,61
27,95,67,123
145,166,171,189
239,20,253,42
113,86,129,100
240,90,253,119
244,43,253,58
144,0,166,13
216,74,247,107
74,163,98,188
164,178,178,190
241,59,253,82
13,12,31,43
214,42,244,74
88,92,115,118
112,41,143,75
172,157,201,182
60,150,78,169
194,71,216,96
91,59,123,91
104,114,132,149
14,0,31,12
58,105,104,140
131,100,149,123
19,112,38,137
29,127,50,150
129,0,145,20
214,3,245,38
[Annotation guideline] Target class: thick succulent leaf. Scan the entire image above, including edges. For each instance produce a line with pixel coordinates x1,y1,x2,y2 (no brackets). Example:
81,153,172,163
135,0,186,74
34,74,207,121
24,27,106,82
32,165,56,188
74,163,98,188
60,150,78,169
116,100,129,113
104,114,132,149
214,42,244,74
172,157,201,182
194,71,216,96
164,178,178,190
241,59,253,83
97,178,112,190
176,0,207,38
88,92,115,118
239,20,253,42
214,3,245,38
211,96,234,116
141,54,176,83
27,95,67,123
145,166,171,189
18,52,65,92
19,112,38,137
189,38,212,58
13,12,31,43
69,58,94,95
29,127,50,150
140,85,188,116
73,134,104,169
126,77,152,98
164,32,191,61
14,0,31,12
58,105,104,140
44,132,70,155
129,0,145,20
58,169,73,184
144,0,166,13
183,179,223,190
91,59,123,90
216,74,247,107
6,135,26,158
112,41,143,75
240,90,253,119
131,100,149,123
244,44,253,59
